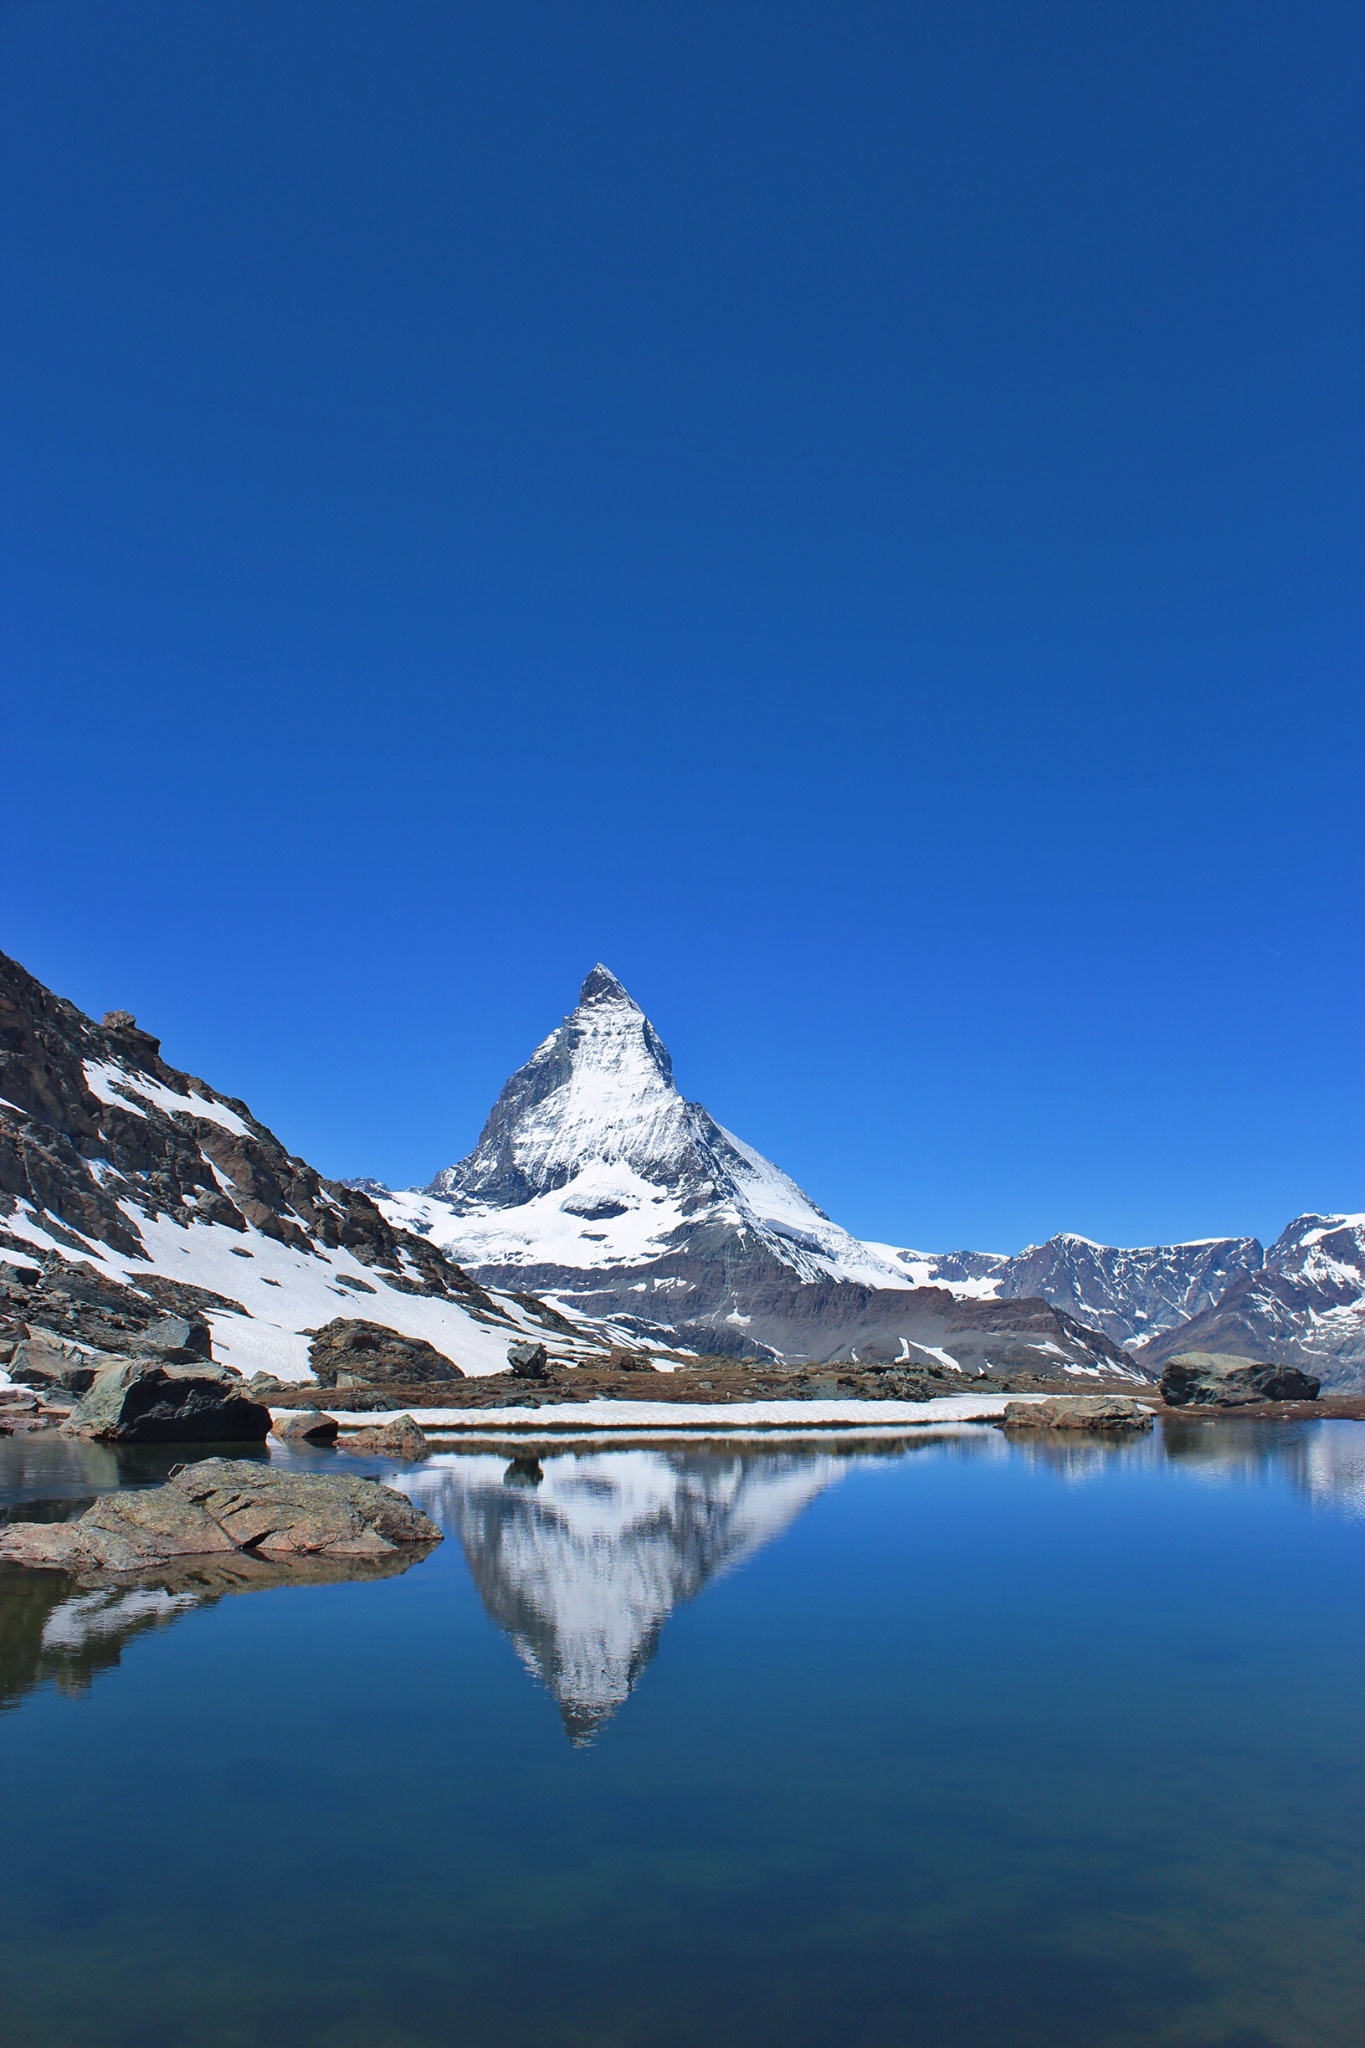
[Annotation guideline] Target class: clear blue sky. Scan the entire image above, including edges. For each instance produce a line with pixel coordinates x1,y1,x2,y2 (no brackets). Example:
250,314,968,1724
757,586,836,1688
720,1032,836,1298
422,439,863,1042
2,1,1361,1254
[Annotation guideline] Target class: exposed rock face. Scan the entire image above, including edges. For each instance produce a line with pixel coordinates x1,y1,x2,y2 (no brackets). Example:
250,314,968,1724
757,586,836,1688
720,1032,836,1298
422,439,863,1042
308,1319,464,1387
0,1457,440,1571
139,1315,214,1362
1136,1218,1365,1392
991,1235,1264,1348
385,969,1136,1378
6,1331,101,1394
339,1416,430,1458
270,1408,339,1445
0,947,590,1385
65,1359,272,1444
1159,1352,1321,1407
999,1396,1153,1432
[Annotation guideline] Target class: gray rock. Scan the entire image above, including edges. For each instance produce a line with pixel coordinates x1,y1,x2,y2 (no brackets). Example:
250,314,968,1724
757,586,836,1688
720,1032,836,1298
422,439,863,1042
0,1457,441,1571
308,1319,464,1387
507,1340,549,1380
7,1335,102,1394
1159,1351,1321,1407
270,1408,339,1445
141,1315,214,1363
339,1415,430,1459
65,1359,271,1444
1000,1395,1154,1432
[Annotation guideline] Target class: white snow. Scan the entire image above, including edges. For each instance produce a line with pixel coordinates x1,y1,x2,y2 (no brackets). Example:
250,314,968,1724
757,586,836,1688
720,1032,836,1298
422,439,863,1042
83,1060,253,1139
307,1391,1046,1431
1,1197,577,1383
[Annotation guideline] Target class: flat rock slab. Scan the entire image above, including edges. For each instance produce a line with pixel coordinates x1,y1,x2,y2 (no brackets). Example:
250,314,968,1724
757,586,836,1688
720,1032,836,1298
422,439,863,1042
0,1457,441,1573
999,1396,1154,1432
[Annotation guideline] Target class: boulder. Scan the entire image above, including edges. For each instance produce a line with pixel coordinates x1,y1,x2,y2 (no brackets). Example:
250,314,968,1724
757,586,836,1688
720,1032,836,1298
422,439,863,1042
0,1457,440,1571
339,1415,430,1459
64,1359,271,1444
1160,1352,1321,1408
507,1340,549,1380
7,1334,102,1395
308,1319,464,1387
1000,1396,1154,1432
140,1315,214,1363
270,1408,339,1446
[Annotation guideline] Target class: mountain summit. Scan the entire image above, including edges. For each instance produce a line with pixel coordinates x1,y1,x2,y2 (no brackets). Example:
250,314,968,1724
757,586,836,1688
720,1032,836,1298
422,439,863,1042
423,966,906,1289
384,971,1137,1374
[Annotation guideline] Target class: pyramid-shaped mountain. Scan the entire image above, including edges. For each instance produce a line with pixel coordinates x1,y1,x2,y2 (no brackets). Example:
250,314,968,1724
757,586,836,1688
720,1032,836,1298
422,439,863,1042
382,969,1138,1374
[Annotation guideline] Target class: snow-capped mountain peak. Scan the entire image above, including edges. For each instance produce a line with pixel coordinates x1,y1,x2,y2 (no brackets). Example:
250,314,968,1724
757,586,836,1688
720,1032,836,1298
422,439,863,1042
393,970,912,1303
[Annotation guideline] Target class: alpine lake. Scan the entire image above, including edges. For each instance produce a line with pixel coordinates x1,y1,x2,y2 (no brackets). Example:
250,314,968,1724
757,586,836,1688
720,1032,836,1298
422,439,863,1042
0,1413,1362,2048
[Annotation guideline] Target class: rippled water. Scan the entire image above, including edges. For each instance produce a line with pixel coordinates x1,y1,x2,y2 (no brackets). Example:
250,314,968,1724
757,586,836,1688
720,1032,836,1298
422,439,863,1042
0,1417,1362,2047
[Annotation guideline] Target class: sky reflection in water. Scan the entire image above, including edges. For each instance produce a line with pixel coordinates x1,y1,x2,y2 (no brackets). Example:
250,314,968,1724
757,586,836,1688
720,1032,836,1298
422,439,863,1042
0,1419,1361,2047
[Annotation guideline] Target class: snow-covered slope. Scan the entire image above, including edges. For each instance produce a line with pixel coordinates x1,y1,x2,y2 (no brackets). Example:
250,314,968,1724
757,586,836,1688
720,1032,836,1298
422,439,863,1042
393,965,911,1293
0,950,605,1384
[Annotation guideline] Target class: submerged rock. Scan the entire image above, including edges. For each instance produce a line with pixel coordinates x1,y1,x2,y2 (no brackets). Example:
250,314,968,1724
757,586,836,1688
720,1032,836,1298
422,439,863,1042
64,1359,271,1444
999,1396,1154,1432
339,1415,430,1459
0,1457,441,1572
1160,1352,1321,1407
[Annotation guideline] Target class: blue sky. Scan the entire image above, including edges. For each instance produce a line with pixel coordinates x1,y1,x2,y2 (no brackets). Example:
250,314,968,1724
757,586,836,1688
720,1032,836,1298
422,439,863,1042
2,0,1361,1253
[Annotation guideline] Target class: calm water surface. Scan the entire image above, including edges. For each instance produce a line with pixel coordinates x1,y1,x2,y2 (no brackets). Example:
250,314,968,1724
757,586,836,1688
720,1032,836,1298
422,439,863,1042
0,1418,1362,2048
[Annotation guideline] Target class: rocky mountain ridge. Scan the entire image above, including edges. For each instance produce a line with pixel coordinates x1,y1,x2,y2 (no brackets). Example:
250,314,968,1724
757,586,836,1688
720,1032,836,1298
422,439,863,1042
0,949,614,1385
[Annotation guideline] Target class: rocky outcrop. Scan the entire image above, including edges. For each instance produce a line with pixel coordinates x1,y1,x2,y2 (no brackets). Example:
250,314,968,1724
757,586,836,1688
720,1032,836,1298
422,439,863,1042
1159,1352,1321,1407
339,1415,430,1458
65,1360,272,1443
0,1457,441,1571
0,946,531,1355
999,1395,1154,1432
308,1319,464,1387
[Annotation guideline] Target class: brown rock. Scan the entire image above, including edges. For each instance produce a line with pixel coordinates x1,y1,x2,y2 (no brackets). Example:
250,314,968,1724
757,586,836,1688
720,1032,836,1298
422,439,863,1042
999,1395,1154,1432
270,1408,340,1446
0,1457,440,1571
309,1319,464,1388
339,1415,430,1459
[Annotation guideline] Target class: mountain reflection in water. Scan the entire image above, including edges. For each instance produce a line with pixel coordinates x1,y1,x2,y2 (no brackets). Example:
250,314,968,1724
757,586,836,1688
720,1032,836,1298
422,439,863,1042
2,1423,1364,1730
400,1447,846,1742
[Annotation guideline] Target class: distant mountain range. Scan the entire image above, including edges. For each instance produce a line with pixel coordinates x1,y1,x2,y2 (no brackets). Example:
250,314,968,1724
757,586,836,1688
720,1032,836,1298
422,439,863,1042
376,967,1365,1389
1,949,1359,1390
